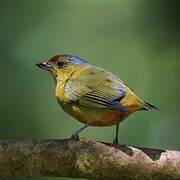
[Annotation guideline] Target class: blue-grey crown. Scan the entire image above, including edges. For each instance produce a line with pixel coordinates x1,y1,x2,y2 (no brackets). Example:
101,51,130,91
62,55,88,64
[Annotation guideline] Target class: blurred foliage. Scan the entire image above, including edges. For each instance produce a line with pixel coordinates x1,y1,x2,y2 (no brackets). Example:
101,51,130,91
0,0,180,180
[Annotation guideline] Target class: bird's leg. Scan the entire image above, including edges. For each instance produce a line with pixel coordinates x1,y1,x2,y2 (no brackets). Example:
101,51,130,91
71,124,89,141
113,123,119,144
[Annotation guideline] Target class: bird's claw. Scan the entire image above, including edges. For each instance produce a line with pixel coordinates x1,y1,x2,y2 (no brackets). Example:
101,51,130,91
71,133,80,141
113,138,119,145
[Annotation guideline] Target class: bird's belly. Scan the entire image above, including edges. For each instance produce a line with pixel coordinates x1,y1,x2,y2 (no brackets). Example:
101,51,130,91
61,103,129,126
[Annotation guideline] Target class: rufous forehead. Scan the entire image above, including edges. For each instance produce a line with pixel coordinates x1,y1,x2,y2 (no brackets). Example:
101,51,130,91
48,55,64,63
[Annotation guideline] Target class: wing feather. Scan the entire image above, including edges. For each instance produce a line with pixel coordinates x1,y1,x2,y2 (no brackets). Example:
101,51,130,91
64,66,127,112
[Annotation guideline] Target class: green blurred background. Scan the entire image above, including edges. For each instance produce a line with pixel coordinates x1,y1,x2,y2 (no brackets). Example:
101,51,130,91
0,0,180,179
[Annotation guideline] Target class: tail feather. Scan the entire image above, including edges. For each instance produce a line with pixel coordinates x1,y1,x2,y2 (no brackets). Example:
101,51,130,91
142,101,159,111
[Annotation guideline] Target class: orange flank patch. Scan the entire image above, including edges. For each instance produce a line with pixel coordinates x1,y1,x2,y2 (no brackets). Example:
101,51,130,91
98,111,130,126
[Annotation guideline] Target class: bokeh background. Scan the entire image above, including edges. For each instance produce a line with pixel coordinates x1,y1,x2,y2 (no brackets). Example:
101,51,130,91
0,0,180,179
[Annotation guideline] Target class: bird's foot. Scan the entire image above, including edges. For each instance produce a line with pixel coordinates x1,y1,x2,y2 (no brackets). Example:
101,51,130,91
71,133,80,141
70,124,88,141
113,138,119,145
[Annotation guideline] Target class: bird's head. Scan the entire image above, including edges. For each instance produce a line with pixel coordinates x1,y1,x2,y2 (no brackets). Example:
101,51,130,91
37,54,88,79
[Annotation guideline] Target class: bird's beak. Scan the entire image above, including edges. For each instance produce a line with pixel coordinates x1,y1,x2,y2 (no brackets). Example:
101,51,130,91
36,61,53,71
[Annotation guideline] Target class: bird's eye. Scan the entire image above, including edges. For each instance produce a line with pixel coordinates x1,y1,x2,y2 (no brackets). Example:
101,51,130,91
57,61,64,67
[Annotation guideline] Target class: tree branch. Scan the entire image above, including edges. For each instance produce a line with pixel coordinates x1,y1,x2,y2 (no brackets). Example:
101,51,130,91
0,139,179,179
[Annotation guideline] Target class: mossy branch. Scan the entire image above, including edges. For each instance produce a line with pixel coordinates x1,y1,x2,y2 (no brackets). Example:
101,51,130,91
0,139,179,179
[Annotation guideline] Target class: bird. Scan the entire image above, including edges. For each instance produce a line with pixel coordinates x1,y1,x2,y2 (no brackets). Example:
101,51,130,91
37,54,158,144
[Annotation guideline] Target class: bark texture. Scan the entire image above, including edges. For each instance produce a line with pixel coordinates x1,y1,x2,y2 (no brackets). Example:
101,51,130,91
0,139,179,179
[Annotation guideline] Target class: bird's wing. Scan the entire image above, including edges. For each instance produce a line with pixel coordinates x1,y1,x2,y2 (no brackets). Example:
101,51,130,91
64,66,127,112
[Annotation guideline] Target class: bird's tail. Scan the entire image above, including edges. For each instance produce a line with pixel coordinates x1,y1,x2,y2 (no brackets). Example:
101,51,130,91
142,101,159,111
